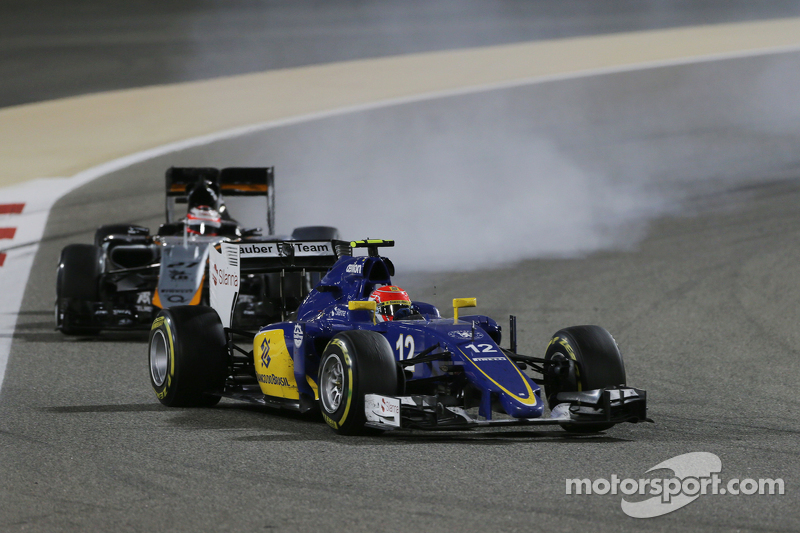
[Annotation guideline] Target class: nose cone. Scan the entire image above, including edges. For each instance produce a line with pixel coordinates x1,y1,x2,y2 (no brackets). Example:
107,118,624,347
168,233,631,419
499,389,544,419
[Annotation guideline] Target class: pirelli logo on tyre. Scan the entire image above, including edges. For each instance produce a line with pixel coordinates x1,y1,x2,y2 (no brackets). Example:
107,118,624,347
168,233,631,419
549,336,577,360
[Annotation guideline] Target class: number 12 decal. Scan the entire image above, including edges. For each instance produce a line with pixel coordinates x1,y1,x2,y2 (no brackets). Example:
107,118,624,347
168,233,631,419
396,334,415,360
464,343,497,353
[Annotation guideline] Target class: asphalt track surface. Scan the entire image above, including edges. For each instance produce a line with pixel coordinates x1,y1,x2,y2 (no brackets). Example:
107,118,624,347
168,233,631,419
3,4,800,533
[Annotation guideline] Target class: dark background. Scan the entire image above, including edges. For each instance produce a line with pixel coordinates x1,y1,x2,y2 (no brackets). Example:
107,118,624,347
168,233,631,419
3,0,800,107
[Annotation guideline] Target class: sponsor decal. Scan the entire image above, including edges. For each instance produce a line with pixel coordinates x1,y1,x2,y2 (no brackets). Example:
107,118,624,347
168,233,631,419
211,263,238,288
293,324,303,348
448,329,485,340
292,242,331,255
257,374,291,387
332,307,347,317
471,356,506,362
345,263,363,274
168,269,189,281
364,394,401,427
167,294,187,303
239,244,276,257
137,292,151,304
239,242,333,258
379,397,400,417
261,338,271,368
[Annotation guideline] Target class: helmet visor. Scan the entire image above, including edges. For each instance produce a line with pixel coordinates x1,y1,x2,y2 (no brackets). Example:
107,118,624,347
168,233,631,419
377,301,411,317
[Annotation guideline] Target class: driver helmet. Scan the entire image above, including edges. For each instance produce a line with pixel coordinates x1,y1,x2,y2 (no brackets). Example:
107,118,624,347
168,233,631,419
369,285,412,322
186,205,222,236
187,178,222,211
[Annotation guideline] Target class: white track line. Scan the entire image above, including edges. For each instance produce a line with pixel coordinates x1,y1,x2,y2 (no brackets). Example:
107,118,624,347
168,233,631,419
1,42,799,392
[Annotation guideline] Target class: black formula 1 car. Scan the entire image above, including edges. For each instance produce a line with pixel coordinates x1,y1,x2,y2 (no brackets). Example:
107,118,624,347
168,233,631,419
55,166,339,335
148,239,651,434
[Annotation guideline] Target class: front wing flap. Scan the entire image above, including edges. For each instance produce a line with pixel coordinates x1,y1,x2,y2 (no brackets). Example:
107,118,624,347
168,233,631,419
56,298,156,331
364,387,650,431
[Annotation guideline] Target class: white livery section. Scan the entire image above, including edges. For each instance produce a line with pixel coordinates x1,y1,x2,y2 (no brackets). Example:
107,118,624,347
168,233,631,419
364,394,402,428
209,242,240,328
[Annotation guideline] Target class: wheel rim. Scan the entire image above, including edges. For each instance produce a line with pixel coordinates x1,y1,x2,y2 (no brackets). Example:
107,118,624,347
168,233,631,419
320,354,344,413
150,329,169,387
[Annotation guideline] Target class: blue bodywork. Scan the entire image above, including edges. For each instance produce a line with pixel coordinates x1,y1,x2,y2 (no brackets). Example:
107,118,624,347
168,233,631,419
259,254,544,421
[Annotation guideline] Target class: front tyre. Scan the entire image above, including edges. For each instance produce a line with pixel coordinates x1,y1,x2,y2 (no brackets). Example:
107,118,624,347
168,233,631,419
318,330,398,435
148,306,228,407
544,325,626,432
55,244,103,335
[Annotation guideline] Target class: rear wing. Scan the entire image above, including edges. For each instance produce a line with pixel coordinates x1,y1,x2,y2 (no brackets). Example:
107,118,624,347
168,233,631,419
165,167,275,234
209,240,350,327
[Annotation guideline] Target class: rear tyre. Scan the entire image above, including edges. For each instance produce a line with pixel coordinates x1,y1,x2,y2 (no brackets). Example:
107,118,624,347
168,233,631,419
148,306,228,407
318,330,398,435
544,325,626,432
290,226,340,240
55,244,103,335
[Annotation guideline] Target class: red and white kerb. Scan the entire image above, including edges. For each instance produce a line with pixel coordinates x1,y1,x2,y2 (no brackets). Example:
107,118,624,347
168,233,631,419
0,203,24,267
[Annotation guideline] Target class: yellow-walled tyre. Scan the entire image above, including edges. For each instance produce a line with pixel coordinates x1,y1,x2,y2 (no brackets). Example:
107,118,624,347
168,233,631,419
148,306,228,407
544,325,626,432
318,330,398,435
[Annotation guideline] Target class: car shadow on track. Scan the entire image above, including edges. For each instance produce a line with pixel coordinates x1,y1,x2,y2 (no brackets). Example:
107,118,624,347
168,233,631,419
14,330,150,344
165,403,635,445
43,398,636,445
43,403,165,413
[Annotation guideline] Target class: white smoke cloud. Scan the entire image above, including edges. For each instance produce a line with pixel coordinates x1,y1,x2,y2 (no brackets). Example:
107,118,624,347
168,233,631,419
159,51,800,273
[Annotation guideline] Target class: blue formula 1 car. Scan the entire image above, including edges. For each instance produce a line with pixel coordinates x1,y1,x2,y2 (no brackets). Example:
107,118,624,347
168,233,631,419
147,240,650,434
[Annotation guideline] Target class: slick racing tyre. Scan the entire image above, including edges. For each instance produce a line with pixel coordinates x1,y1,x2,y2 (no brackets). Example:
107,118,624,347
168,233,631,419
544,325,626,432
149,306,228,407
55,244,103,335
318,330,398,435
290,226,340,240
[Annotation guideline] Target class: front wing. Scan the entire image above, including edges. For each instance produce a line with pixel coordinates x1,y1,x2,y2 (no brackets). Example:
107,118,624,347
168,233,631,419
364,387,650,431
